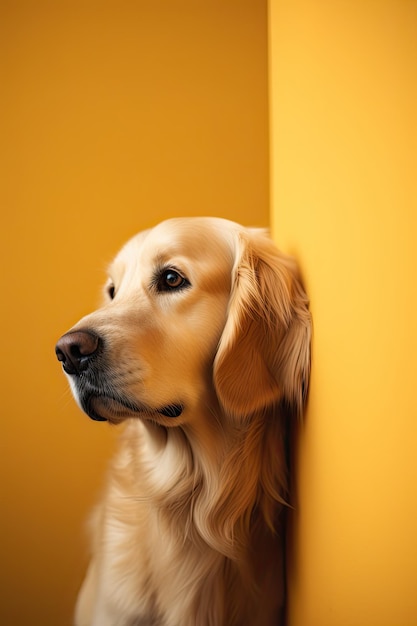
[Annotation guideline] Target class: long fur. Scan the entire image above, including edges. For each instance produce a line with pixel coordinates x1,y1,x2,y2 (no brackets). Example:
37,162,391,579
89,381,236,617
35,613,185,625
56,217,311,626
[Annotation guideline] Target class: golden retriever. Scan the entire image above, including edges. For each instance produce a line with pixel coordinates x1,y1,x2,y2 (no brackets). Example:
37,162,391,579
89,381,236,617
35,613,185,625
55,217,311,626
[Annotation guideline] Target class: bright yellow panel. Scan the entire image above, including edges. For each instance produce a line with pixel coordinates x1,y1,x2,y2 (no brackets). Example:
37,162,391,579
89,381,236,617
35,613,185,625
269,1,417,624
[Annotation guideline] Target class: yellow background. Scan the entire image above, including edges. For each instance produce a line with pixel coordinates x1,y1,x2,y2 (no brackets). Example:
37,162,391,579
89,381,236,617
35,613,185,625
2,1,417,625
0,2,268,624
270,1,417,625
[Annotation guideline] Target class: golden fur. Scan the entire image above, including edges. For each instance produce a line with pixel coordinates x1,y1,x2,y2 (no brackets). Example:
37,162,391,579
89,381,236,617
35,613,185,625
56,217,311,626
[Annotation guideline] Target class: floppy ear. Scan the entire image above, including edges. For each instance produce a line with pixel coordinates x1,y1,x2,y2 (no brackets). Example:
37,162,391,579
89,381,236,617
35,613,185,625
213,230,311,419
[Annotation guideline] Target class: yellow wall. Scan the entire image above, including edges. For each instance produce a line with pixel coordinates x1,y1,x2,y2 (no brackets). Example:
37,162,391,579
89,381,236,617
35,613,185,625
0,3,268,624
269,1,417,625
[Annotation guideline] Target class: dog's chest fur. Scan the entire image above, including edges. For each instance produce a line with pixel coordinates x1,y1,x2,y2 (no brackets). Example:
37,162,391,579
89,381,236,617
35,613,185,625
91,420,282,626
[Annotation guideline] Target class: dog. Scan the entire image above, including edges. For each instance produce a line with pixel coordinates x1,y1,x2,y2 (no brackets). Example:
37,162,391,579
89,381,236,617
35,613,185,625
55,217,311,626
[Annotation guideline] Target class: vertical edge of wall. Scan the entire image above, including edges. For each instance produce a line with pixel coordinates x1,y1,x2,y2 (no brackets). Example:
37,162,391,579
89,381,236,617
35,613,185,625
268,1,417,625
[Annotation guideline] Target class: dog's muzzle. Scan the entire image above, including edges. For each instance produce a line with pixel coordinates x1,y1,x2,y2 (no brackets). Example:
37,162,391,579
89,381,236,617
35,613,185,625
55,330,184,421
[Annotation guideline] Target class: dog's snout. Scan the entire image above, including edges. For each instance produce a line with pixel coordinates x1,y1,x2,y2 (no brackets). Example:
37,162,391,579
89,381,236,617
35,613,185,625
55,330,100,375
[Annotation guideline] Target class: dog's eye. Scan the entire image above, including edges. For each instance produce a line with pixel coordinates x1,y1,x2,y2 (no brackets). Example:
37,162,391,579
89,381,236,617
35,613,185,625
156,269,190,292
107,284,115,300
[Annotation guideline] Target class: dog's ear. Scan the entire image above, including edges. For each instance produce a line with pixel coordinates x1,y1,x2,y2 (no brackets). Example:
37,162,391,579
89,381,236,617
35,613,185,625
213,230,311,419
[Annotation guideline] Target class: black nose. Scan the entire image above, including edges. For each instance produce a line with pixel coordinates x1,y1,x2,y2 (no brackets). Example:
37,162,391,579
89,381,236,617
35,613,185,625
55,330,100,375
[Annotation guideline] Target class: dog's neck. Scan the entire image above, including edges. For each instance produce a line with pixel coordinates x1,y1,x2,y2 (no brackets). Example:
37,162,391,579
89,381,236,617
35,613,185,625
119,400,283,558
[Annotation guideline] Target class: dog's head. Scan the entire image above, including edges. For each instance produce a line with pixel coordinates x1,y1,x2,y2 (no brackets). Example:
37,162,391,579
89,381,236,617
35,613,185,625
56,217,311,427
